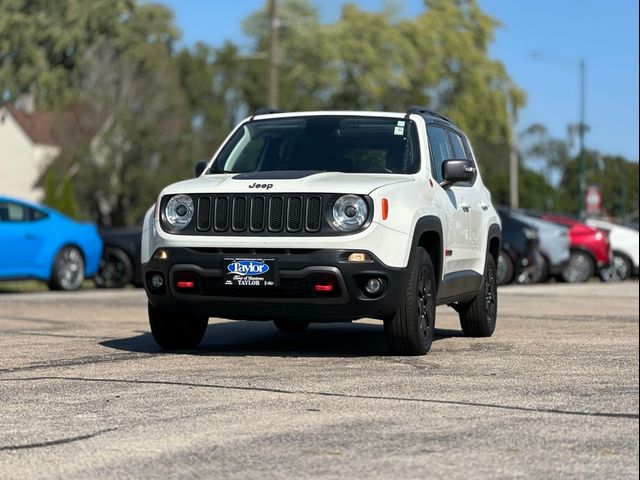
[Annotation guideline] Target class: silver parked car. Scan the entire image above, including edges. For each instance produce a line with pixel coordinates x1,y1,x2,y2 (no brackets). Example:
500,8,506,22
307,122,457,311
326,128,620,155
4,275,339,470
510,211,571,283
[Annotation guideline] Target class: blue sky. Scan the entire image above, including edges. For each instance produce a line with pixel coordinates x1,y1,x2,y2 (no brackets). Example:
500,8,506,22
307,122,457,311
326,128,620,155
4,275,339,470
155,0,639,162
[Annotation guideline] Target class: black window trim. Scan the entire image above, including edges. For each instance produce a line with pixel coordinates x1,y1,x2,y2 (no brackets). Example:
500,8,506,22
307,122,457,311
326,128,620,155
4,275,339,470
425,123,477,188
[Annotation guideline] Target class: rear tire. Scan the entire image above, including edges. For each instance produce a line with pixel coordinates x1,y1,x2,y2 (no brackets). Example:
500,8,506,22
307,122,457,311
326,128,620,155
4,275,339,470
523,255,549,284
496,250,514,285
562,250,595,283
49,246,85,291
384,247,435,356
273,319,310,332
94,246,133,288
457,255,497,337
148,303,208,350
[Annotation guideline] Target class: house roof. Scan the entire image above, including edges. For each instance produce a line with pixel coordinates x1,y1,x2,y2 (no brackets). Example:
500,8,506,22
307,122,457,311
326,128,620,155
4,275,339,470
3,103,58,146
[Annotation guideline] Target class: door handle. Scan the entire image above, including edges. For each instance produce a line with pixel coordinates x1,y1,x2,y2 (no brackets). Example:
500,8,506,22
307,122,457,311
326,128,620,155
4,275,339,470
23,234,37,240
460,202,470,212
479,202,489,210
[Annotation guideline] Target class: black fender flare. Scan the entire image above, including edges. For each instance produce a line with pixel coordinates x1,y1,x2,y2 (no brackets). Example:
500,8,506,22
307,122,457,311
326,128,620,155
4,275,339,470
408,216,444,286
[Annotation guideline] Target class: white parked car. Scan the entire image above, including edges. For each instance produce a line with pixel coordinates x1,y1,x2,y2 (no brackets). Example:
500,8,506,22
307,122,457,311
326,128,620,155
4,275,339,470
585,218,639,281
141,109,501,355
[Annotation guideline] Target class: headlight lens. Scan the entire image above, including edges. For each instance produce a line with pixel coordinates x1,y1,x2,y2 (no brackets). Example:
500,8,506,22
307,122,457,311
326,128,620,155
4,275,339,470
165,194,194,230
523,227,538,240
332,195,368,232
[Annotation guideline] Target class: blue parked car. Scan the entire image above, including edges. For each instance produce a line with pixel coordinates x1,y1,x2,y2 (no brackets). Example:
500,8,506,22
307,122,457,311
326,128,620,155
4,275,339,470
0,196,103,290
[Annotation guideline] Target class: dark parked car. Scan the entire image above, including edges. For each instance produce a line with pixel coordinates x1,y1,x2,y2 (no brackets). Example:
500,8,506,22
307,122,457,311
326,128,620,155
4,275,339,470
497,209,541,285
94,227,142,288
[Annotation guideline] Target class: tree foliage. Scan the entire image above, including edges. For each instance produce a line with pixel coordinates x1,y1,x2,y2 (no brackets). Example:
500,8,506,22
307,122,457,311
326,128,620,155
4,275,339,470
2,0,635,225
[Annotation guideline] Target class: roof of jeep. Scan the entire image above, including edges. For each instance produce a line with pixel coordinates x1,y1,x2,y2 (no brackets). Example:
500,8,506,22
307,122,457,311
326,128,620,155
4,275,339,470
249,109,461,131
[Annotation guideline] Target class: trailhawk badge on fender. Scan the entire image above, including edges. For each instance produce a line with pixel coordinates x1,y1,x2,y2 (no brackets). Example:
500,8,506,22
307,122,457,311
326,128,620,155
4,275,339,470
224,258,277,286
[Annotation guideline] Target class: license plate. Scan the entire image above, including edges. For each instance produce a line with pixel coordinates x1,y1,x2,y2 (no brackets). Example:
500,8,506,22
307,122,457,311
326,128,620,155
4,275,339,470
223,258,278,287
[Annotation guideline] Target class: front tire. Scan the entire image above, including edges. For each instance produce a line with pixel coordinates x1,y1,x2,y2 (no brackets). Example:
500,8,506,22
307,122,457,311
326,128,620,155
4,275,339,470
148,303,209,350
496,250,514,285
599,252,632,282
561,250,595,283
384,247,436,356
49,246,85,291
457,255,497,337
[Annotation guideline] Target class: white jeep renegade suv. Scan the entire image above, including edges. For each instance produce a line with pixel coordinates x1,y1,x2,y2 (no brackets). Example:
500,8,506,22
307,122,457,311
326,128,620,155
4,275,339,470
141,108,501,355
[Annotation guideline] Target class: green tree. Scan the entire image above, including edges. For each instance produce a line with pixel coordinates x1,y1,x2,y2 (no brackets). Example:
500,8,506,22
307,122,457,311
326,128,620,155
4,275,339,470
42,171,79,219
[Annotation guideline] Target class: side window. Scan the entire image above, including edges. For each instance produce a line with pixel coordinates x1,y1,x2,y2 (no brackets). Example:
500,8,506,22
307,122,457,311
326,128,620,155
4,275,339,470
426,126,452,182
447,130,467,159
0,201,27,222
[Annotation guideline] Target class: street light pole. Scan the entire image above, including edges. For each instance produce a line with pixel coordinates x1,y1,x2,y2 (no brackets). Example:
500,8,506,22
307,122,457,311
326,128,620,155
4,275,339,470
578,59,586,217
268,0,279,109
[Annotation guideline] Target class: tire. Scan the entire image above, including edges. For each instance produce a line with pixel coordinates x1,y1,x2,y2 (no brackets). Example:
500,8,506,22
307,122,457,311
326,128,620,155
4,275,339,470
457,255,497,337
49,246,85,291
496,250,514,285
522,255,549,284
599,252,632,282
94,246,134,288
561,250,595,283
384,247,435,356
148,302,209,350
273,319,310,332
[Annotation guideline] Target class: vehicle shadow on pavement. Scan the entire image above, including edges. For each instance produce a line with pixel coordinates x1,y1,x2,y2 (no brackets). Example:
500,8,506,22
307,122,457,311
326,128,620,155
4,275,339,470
100,321,463,357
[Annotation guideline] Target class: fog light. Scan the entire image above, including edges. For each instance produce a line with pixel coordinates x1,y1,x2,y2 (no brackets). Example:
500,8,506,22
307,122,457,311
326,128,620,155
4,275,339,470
364,278,382,295
150,274,164,289
348,252,371,262
153,249,169,260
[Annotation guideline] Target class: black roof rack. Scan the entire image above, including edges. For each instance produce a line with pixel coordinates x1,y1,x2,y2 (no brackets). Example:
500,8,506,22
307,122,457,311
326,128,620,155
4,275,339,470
253,107,287,116
406,106,455,125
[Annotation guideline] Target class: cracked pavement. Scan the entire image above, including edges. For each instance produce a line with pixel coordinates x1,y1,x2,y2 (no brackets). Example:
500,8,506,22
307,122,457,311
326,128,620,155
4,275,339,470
0,282,638,479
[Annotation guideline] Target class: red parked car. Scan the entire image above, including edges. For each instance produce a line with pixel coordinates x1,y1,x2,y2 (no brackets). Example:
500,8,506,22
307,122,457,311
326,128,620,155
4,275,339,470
540,214,612,282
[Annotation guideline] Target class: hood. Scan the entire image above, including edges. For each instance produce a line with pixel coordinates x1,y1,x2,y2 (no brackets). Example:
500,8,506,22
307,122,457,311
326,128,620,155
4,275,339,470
161,171,414,196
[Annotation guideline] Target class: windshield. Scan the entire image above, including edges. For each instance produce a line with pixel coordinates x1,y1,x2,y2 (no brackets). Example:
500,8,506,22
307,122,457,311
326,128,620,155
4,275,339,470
209,116,419,175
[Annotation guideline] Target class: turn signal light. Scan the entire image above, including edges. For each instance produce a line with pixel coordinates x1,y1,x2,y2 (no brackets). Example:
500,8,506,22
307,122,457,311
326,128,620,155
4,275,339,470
381,198,389,220
347,252,371,262
153,249,170,260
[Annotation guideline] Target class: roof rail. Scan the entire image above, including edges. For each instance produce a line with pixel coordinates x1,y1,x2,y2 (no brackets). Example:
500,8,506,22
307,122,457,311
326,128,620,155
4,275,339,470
254,107,287,116
406,106,455,125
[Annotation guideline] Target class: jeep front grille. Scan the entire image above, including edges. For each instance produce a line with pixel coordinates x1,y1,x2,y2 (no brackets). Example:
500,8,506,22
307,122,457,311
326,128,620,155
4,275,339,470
195,194,324,235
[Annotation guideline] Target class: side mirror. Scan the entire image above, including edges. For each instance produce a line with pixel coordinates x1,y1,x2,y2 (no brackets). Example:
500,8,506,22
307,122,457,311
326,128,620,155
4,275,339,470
195,161,207,177
440,159,476,188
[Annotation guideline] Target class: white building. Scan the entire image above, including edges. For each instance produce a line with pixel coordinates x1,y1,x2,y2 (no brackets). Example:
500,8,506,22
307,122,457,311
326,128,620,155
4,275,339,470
0,103,60,201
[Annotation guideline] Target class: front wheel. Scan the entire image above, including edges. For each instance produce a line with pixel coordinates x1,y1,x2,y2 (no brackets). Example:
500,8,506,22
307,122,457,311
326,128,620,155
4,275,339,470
49,246,85,291
148,303,209,350
384,247,436,356
599,252,632,282
561,250,595,283
496,250,514,285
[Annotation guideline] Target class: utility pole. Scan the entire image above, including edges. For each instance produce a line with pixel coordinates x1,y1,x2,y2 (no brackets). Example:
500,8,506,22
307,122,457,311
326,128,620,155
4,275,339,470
267,0,279,109
578,59,586,217
508,100,519,209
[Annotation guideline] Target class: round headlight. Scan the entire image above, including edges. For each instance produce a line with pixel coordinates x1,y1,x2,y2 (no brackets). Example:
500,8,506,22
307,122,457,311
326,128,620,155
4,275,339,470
165,194,194,230
332,195,368,232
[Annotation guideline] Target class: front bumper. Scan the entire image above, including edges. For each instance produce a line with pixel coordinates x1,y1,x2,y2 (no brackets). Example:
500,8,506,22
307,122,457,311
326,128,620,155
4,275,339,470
143,247,410,321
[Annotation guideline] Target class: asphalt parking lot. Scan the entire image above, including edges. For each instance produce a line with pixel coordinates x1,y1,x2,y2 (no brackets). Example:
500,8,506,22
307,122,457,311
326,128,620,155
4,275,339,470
0,282,638,479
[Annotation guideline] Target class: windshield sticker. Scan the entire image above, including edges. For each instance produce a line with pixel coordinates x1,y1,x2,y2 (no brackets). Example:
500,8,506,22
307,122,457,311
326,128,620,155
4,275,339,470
394,126,405,135
397,121,405,126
